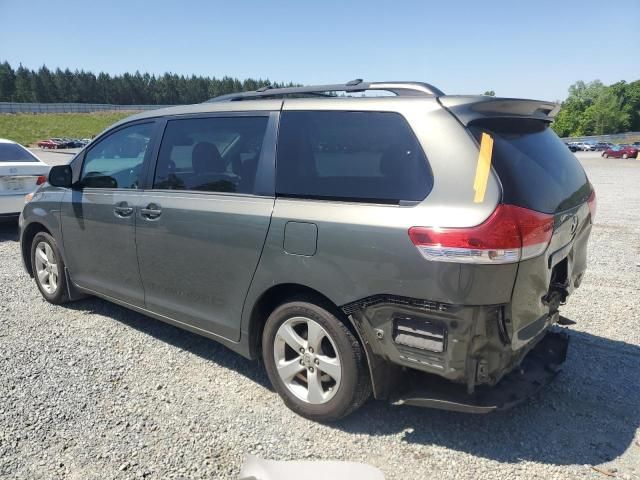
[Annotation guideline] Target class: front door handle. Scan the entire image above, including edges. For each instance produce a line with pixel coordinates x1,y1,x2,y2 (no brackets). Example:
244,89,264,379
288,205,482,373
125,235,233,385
140,203,162,220
114,202,134,218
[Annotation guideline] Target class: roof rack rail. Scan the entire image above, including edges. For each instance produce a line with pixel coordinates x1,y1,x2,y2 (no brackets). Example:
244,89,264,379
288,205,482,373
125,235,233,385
205,80,445,103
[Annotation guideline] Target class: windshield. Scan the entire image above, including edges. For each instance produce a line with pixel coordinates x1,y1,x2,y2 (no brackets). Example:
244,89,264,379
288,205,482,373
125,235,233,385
0,143,39,163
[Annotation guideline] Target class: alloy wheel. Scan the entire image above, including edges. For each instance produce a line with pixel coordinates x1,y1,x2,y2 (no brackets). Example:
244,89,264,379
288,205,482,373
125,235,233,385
273,316,342,404
34,241,59,294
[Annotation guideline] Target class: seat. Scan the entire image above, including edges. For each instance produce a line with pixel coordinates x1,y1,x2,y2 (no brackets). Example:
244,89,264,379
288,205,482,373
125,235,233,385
192,142,225,175
190,141,239,192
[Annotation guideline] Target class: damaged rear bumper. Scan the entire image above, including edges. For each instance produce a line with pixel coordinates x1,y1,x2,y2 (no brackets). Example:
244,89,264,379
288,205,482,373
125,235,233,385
342,295,571,412
391,329,569,413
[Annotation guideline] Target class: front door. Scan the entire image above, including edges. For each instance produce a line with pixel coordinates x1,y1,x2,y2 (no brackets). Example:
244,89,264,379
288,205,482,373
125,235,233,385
60,121,156,306
135,113,276,340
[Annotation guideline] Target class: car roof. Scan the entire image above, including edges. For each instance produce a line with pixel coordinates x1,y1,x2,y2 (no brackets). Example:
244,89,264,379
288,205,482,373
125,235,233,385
105,80,557,135
107,96,442,130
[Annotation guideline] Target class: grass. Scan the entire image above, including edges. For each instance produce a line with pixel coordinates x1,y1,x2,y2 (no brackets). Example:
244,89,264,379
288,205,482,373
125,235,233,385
0,111,137,147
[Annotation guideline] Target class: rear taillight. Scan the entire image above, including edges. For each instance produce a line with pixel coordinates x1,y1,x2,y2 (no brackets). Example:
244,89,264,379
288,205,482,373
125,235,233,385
36,175,47,185
408,204,554,264
587,189,596,222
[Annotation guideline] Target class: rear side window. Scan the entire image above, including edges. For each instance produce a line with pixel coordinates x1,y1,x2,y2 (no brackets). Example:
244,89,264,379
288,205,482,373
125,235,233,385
470,119,590,214
276,111,433,204
154,116,268,194
0,143,38,162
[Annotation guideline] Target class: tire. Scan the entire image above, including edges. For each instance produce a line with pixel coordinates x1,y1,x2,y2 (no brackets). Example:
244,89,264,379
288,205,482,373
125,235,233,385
604,153,609,158
262,300,371,422
623,153,628,159
31,231,70,304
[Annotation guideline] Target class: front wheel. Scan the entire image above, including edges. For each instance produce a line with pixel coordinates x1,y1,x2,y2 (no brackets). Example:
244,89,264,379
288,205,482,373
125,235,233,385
31,232,70,304
623,153,628,159
262,301,371,422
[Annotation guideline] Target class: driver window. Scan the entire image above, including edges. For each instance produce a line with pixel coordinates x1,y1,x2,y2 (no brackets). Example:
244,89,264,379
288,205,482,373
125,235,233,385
81,123,153,189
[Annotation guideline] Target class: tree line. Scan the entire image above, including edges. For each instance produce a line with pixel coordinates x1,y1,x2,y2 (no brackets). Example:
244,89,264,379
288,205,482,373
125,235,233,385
0,61,295,105
1,61,638,135
551,79,640,137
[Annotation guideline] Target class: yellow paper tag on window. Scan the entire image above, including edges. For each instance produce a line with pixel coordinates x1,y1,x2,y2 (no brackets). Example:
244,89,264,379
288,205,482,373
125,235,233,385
473,132,494,203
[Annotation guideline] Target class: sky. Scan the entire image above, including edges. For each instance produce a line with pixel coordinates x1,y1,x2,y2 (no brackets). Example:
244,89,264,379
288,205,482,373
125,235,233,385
1,0,639,101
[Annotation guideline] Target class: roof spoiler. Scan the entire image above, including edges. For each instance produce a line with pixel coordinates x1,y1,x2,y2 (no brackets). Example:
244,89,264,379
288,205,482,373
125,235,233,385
438,96,560,126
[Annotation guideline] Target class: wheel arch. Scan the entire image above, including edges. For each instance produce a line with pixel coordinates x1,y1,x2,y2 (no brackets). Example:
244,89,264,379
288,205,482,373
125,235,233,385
21,222,52,277
244,282,398,400
245,283,348,359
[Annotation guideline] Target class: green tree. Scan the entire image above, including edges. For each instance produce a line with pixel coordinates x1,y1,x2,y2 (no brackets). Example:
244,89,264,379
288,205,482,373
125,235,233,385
626,80,640,131
35,66,58,102
54,68,75,102
0,61,16,101
14,64,34,102
483,90,495,96
551,79,633,136
581,89,630,135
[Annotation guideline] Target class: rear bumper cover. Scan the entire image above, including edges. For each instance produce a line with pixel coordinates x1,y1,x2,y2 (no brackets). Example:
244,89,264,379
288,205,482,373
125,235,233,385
392,329,569,413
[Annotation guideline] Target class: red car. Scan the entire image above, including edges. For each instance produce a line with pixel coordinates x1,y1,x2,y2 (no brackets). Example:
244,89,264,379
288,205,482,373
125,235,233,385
36,139,61,149
602,145,638,159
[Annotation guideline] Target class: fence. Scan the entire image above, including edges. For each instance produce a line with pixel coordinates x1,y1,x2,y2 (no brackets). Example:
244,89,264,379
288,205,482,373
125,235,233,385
0,102,174,114
561,132,640,144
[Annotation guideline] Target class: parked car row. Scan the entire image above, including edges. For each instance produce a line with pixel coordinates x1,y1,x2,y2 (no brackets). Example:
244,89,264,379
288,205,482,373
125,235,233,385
565,140,640,158
36,138,91,149
565,141,613,152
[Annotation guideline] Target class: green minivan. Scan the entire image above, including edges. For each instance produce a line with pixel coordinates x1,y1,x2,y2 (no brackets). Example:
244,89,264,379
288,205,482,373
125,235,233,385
20,81,595,421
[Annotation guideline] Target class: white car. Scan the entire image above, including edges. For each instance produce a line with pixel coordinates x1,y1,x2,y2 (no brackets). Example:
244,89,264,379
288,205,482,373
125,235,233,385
0,139,50,220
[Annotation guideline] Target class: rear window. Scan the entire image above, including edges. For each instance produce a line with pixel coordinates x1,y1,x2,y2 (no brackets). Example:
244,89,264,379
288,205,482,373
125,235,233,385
276,111,433,204
0,143,38,162
470,119,590,214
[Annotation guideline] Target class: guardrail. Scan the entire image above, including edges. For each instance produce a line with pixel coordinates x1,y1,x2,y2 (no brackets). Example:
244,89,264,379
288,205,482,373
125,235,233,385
0,102,174,114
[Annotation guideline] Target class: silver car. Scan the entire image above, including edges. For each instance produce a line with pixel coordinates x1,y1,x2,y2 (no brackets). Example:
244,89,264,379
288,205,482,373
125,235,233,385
20,81,595,421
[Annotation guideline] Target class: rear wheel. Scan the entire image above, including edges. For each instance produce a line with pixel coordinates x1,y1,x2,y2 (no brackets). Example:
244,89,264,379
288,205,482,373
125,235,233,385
31,232,69,304
262,301,371,421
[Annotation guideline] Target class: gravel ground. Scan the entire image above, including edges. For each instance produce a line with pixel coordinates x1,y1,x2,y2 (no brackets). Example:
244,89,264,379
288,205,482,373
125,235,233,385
1,152,639,479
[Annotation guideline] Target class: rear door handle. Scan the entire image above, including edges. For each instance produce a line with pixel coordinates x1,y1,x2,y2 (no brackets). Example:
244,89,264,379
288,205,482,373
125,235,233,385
114,202,134,218
140,203,162,220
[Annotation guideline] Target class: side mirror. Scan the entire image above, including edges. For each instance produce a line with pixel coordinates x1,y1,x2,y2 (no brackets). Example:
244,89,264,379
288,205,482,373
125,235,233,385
48,165,73,188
